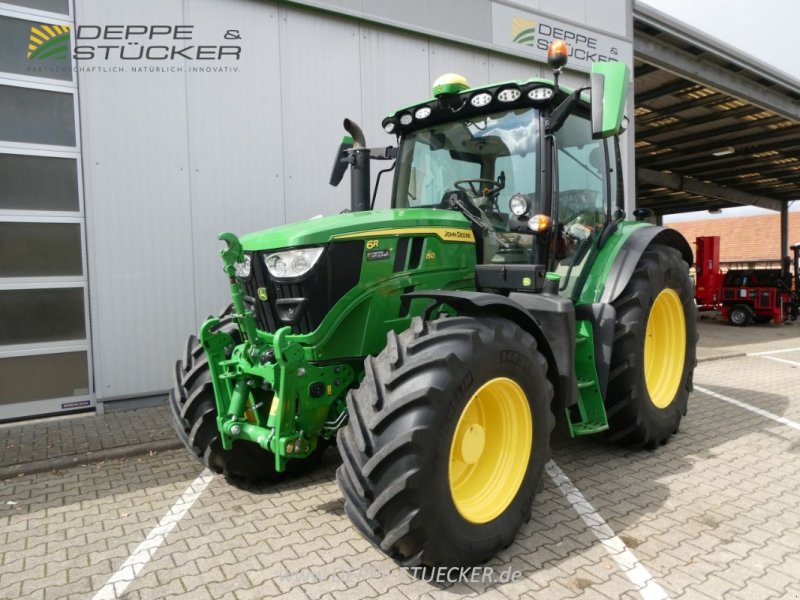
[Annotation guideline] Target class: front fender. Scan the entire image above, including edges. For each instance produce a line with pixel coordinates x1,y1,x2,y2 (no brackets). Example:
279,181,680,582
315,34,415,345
402,290,572,410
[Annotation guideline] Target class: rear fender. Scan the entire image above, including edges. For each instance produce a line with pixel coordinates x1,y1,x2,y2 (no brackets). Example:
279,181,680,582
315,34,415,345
573,224,692,402
597,225,693,304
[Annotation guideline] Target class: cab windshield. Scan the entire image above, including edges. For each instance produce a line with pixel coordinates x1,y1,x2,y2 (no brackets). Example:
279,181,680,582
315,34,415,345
394,108,539,215
393,108,540,264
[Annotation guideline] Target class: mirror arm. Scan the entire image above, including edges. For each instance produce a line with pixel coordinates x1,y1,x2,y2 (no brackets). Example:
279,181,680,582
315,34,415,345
547,85,589,135
361,146,398,160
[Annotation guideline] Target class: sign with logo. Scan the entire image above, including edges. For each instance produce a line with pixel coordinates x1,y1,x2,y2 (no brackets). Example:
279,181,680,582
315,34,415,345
27,24,71,60
491,3,631,73
22,21,243,76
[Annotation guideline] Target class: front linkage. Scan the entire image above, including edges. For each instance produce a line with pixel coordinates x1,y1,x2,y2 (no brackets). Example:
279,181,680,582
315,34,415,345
200,232,354,472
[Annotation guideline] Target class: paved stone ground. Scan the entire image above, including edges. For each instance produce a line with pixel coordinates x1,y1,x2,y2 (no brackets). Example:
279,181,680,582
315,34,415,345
0,404,179,478
695,314,800,361
2,320,799,599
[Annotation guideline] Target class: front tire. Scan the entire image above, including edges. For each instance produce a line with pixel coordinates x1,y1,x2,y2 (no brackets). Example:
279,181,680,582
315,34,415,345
336,315,554,567
606,244,697,448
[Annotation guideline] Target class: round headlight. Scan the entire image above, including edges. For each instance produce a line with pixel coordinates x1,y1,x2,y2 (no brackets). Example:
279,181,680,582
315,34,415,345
266,255,287,277
470,92,492,107
292,255,310,273
509,194,530,217
234,254,252,279
414,106,431,119
399,113,413,126
384,121,396,134
498,88,521,102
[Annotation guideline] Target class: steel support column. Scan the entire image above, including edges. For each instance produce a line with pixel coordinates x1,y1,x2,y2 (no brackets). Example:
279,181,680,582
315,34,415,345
781,202,789,263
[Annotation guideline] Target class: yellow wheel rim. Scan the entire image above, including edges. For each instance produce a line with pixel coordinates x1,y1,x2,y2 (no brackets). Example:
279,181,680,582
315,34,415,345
448,377,532,524
644,288,686,409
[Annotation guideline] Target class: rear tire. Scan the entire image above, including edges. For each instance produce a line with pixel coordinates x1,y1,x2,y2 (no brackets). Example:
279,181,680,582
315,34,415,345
336,315,554,567
729,304,754,326
606,244,697,449
169,306,325,482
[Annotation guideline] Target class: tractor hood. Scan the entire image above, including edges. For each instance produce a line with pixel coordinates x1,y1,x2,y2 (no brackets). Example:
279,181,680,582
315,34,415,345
240,208,472,251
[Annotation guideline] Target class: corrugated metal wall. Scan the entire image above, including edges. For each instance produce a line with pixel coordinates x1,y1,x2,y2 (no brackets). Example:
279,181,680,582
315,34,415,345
76,0,630,401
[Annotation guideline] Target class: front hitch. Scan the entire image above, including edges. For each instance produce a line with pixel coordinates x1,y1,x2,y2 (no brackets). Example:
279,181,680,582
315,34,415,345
207,232,354,472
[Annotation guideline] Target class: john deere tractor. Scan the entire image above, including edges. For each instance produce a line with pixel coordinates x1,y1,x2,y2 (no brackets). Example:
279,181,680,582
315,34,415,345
170,42,697,567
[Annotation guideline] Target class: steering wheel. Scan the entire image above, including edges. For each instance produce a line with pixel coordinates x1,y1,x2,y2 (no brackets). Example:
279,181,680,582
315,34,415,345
454,178,503,198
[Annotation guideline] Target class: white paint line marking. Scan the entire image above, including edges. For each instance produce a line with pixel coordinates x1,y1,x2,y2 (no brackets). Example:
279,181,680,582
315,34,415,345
92,469,214,600
546,460,669,600
695,385,800,432
748,347,800,356
757,354,800,368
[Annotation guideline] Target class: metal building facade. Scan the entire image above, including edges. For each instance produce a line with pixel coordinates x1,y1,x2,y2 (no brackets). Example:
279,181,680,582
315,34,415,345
0,0,632,417
0,0,94,419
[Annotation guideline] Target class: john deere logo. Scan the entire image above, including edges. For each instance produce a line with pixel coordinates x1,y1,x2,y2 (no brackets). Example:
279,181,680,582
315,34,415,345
511,17,536,47
27,24,71,60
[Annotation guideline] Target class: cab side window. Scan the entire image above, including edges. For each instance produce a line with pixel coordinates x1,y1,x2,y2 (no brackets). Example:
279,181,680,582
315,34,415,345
555,115,609,297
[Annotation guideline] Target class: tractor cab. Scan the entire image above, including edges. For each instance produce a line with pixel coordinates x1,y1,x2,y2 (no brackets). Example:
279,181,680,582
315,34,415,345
339,40,630,299
390,95,618,298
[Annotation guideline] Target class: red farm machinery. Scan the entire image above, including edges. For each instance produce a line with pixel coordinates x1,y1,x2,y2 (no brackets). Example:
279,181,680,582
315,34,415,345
694,235,800,326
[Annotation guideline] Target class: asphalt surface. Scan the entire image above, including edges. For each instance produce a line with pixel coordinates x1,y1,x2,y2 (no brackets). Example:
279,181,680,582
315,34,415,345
1,319,799,599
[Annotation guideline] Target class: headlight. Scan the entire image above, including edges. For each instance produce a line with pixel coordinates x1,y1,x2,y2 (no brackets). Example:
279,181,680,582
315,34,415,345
263,247,324,278
234,253,252,278
509,194,530,217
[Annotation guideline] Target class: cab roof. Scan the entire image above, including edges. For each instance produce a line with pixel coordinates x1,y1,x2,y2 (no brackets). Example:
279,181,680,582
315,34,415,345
383,76,591,137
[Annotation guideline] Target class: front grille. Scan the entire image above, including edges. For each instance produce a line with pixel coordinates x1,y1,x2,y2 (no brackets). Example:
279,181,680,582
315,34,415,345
243,241,363,334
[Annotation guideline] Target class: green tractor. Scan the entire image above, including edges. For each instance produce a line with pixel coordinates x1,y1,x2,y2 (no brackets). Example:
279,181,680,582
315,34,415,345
170,43,697,567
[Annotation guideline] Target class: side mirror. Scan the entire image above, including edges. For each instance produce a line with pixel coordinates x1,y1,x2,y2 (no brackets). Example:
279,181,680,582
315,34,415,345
590,62,629,139
329,135,354,187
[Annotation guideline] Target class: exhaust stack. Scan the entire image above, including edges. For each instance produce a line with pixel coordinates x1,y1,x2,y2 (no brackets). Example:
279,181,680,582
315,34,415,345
343,118,370,212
